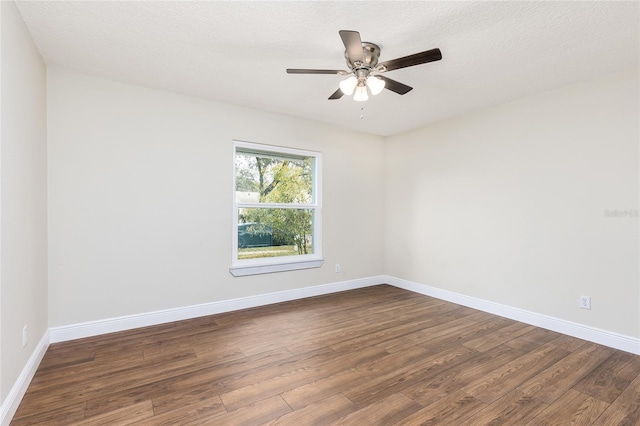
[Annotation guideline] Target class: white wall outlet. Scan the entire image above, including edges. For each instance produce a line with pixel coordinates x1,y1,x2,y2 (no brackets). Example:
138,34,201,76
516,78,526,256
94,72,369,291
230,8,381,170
22,325,28,347
335,263,341,273
579,296,591,310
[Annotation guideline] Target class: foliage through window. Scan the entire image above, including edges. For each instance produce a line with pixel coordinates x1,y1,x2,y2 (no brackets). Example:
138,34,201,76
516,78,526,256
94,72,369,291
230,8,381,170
231,141,322,276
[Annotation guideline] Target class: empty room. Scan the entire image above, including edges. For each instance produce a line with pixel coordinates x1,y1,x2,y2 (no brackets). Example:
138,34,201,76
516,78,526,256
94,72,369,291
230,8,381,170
1,1,639,425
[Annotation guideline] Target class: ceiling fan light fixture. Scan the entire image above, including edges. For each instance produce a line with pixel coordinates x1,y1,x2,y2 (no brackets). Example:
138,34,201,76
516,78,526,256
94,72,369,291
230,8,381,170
286,31,441,102
339,76,358,96
366,75,385,95
353,85,369,102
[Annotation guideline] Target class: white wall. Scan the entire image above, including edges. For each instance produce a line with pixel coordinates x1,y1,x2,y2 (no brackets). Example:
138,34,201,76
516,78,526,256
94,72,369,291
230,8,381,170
385,70,639,338
47,68,385,327
0,0,48,403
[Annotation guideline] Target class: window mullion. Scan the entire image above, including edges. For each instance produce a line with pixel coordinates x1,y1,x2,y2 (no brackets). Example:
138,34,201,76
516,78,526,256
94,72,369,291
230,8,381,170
236,203,317,209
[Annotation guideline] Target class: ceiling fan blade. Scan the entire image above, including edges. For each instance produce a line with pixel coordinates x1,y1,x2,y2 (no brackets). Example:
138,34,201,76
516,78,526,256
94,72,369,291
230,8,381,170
376,75,413,95
328,88,344,100
286,69,347,75
339,30,365,64
378,48,442,72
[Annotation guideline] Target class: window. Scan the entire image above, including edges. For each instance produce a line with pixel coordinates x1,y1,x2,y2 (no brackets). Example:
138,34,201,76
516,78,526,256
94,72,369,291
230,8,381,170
230,141,323,276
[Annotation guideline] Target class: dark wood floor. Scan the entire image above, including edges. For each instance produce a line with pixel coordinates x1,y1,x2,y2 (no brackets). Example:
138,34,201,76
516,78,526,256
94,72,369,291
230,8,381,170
12,285,640,425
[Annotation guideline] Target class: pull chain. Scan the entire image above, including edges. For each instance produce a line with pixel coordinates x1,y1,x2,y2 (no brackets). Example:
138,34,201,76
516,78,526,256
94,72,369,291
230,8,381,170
360,106,365,120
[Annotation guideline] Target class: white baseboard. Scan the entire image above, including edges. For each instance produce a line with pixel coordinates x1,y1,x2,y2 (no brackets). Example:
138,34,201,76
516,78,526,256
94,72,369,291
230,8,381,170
0,330,50,426
50,275,640,354
385,275,640,355
50,276,385,343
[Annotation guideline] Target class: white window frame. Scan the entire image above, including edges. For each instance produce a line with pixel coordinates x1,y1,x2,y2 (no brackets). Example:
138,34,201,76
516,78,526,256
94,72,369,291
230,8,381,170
230,140,323,276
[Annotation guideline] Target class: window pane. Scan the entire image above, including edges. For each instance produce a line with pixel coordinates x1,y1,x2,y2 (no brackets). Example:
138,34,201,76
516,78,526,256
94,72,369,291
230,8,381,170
237,208,314,259
235,151,313,204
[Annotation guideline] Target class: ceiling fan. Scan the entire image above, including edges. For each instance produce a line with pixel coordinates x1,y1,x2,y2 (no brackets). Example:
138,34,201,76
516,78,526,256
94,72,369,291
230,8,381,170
286,30,442,101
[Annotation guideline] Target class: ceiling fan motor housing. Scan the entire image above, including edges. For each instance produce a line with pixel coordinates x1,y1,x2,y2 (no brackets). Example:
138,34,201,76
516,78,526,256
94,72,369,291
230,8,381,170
345,42,381,70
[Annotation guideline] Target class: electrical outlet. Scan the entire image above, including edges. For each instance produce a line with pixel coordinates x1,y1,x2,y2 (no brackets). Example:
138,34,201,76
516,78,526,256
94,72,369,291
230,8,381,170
579,296,591,310
335,264,341,273
22,325,28,347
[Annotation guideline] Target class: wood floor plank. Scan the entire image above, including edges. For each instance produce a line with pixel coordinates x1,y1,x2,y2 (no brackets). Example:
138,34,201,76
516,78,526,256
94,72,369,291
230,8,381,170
266,394,358,425
375,316,478,353
190,345,246,364
415,315,518,355
143,407,206,426
83,347,300,417
283,316,399,356
328,310,463,353
28,347,142,390
280,356,388,410
394,389,487,425
548,334,589,352
70,401,155,426
463,322,536,352
402,344,525,406
504,327,561,352
24,351,218,415
219,345,387,411
337,344,437,398
207,395,291,426
9,402,86,426
462,342,570,404
573,350,640,404
65,347,283,419
256,294,446,355
142,342,198,362
152,389,225,417
36,348,96,372
200,347,333,396
147,392,228,425
517,343,615,403
343,344,479,406
10,285,640,425
26,349,146,392
525,389,610,426
445,344,527,386
464,389,548,425
592,374,640,425
328,393,422,426
402,376,465,407
232,309,392,356
401,317,516,363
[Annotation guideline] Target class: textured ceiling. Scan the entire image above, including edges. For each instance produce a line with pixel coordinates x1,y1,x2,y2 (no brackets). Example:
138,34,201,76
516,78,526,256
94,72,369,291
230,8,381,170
15,1,640,136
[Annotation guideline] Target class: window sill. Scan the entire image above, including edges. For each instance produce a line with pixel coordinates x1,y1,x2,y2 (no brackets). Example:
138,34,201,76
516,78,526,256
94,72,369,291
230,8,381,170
229,259,324,277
